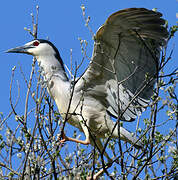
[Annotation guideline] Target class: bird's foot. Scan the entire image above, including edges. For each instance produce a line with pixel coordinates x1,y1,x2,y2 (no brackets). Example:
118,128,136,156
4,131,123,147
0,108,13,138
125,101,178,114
87,173,97,180
60,132,69,143
57,132,90,145
56,132,69,146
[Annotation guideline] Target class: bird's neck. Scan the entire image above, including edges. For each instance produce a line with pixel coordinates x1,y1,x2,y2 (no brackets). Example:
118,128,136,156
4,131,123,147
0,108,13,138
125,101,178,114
36,55,68,82
36,55,71,115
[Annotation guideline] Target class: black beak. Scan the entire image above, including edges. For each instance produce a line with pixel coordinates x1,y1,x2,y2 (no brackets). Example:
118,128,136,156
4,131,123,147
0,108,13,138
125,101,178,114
6,45,33,54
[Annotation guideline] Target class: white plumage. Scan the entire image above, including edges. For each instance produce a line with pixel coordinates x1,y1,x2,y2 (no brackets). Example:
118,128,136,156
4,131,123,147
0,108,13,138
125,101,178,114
7,8,168,160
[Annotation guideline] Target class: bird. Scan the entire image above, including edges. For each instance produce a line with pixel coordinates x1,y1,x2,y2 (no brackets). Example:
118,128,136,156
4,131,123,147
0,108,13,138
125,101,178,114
6,7,168,178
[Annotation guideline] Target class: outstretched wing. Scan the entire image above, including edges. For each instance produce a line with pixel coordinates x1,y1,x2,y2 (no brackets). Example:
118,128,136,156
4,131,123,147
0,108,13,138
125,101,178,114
77,8,168,121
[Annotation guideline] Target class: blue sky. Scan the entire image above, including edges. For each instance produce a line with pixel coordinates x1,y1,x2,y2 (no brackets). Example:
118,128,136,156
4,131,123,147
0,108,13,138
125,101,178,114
0,1,177,114
0,0,177,178
0,0,177,114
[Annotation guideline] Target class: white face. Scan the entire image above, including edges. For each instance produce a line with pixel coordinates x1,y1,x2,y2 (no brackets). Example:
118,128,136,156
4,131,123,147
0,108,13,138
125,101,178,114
25,40,56,57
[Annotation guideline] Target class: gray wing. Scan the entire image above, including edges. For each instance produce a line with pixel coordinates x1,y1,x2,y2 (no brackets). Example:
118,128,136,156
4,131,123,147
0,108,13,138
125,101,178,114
77,8,168,121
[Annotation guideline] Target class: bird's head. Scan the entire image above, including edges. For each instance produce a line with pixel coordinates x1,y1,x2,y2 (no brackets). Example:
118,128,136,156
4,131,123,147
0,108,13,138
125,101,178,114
6,39,66,72
6,39,60,58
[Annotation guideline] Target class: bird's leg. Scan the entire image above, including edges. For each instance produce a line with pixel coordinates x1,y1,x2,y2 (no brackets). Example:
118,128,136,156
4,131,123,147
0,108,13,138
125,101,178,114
95,139,112,163
87,139,113,180
87,163,112,180
60,131,90,145
59,119,91,145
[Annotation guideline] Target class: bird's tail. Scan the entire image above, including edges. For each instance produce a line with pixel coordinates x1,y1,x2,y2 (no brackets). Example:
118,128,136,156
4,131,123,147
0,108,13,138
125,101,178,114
110,124,142,149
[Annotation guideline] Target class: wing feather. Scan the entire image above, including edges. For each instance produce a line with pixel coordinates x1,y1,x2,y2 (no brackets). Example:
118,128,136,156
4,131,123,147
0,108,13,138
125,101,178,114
77,8,168,121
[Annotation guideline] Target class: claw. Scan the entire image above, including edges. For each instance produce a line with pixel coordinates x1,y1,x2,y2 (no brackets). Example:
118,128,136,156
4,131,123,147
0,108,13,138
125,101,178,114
56,132,69,146
61,133,69,142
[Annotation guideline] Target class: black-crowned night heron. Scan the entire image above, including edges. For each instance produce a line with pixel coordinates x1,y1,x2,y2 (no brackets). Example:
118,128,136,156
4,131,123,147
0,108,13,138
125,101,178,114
6,7,168,179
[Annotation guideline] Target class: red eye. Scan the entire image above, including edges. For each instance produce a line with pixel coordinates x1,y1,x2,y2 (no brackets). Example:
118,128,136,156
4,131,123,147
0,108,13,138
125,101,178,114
33,41,40,46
